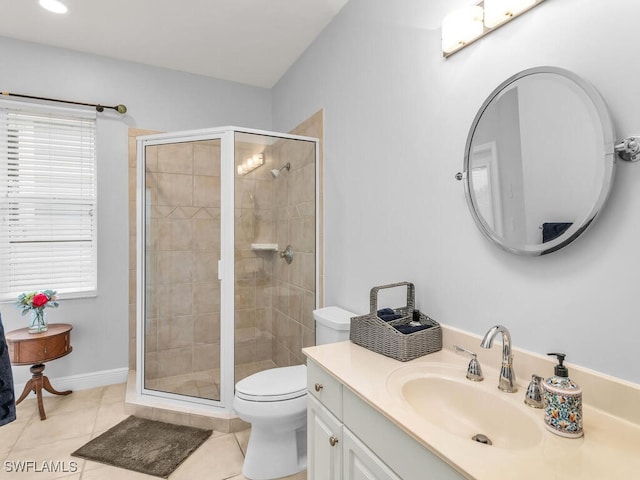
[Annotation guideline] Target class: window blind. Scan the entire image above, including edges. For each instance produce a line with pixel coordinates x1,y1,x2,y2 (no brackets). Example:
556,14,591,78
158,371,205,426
0,102,97,301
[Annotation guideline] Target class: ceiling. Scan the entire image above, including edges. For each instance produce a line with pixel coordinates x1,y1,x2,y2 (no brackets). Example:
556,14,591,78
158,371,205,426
0,0,349,88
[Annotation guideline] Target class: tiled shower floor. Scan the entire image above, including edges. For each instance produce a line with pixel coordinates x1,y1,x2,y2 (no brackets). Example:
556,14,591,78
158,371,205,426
145,360,278,400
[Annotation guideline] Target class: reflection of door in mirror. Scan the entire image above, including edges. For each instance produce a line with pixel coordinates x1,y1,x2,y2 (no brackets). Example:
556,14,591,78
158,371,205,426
472,88,527,243
471,142,503,236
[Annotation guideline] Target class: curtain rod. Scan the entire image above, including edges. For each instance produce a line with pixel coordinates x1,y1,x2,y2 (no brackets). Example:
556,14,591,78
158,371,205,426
0,91,127,114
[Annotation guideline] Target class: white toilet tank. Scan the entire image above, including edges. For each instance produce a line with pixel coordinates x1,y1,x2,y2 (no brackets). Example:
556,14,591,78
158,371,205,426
313,306,355,345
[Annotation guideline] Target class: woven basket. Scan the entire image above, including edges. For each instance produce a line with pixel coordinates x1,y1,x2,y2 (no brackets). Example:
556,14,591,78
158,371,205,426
349,282,442,362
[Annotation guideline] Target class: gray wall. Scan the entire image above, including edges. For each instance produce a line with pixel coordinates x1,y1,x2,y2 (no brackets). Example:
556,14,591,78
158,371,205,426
272,0,640,383
0,36,271,385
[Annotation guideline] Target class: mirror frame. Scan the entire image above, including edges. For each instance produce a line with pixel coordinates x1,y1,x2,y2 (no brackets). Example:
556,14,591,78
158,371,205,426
462,66,616,256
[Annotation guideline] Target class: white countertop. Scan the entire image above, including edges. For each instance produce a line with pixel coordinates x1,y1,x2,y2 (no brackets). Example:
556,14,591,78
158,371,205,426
303,339,640,480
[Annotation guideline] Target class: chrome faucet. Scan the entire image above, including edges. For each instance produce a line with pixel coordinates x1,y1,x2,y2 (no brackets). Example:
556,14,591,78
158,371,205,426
480,325,517,393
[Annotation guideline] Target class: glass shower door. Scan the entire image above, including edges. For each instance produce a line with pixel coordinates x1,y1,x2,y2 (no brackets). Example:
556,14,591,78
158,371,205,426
141,137,223,402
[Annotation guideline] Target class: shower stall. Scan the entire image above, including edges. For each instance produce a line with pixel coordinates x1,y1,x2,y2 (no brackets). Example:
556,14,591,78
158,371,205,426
135,127,319,414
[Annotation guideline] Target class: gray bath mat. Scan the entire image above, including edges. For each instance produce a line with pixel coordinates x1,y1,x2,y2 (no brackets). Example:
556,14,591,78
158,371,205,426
71,416,212,478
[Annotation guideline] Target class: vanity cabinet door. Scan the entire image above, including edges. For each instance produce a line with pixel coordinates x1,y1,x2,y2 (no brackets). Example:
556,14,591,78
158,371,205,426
343,429,401,480
308,396,342,480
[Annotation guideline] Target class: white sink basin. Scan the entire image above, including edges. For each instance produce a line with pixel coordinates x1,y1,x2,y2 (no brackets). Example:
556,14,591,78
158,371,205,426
386,363,544,450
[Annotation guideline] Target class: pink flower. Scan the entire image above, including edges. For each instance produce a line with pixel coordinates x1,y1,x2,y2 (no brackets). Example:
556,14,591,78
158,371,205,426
32,293,49,308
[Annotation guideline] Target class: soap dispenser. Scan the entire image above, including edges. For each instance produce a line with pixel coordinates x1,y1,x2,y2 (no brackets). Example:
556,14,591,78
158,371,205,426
542,353,583,438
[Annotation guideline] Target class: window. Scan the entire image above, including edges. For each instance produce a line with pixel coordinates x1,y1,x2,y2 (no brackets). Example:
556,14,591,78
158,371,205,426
0,101,97,301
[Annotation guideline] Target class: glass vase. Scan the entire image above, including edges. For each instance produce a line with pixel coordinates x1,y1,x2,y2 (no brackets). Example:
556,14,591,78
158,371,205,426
28,309,48,334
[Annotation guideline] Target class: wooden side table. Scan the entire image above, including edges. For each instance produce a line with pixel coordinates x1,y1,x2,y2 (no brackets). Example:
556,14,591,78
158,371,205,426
5,323,73,420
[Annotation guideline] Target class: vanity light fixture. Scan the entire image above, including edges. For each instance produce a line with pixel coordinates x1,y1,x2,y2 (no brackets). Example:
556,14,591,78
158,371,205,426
442,0,545,57
237,153,264,176
441,6,484,56
39,0,68,14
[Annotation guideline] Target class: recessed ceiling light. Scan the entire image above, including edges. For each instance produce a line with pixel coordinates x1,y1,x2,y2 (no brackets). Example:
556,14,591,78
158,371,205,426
39,0,68,14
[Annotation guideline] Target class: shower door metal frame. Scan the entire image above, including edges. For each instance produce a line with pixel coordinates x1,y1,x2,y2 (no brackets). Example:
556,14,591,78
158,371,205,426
136,126,321,414
136,129,234,411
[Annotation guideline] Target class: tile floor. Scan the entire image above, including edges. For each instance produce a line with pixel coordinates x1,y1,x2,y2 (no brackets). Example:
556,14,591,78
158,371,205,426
0,383,307,480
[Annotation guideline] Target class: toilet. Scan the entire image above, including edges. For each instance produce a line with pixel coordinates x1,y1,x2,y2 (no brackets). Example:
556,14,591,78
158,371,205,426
233,306,354,480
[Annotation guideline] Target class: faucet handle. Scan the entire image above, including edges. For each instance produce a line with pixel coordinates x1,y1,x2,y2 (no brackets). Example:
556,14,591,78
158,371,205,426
524,374,544,408
453,345,484,382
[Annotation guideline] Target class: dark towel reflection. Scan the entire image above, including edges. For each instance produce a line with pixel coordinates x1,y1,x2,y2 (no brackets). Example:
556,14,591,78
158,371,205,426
542,222,572,243
0,313,16,426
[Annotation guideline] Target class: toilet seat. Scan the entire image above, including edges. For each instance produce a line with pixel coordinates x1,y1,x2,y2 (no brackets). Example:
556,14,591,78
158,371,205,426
235,365,307,402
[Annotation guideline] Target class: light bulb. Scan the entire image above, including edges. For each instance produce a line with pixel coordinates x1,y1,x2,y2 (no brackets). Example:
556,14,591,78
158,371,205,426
442,6,484,54
39,0,68,14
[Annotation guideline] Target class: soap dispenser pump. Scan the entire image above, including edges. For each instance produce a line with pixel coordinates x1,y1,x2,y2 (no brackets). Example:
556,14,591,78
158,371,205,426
542,353,583,438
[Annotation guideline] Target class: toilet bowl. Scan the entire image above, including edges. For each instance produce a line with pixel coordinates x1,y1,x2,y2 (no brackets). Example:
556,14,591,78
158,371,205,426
233,365,308,480
233,306,354,480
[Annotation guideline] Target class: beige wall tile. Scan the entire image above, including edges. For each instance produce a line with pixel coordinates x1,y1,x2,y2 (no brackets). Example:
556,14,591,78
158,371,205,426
255,209,275,242
234,338,255,365
193,217,220,251
192,282,221,314
145,144,159,173
155,348,193,377
192,251,219,283
288,285,303,322
235,308,256,329
158,173,193,206
129,268,136,305
193,141,221,176
274,341,290,367
144,351,159,379
171,218,194,251
255,281,273,308
170,251,194,284
193,343,221,371
302,253,316,291
194,312,220,344
194,175,220,208
157,315,195,350
235,281,256,310
169,283,193,315
235,177,256,207
255,307,272,334
157,142,193,174
302,290,315,331
287,318,302,356
255,179,273,210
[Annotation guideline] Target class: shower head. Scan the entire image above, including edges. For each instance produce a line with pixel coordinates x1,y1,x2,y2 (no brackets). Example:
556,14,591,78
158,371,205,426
270,162,291,178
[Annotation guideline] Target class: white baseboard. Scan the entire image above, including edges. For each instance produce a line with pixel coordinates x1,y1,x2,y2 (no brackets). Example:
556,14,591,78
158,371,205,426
13,367,129,397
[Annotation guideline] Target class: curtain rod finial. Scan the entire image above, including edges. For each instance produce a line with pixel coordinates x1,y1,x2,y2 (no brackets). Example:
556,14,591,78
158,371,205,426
116,104,127,114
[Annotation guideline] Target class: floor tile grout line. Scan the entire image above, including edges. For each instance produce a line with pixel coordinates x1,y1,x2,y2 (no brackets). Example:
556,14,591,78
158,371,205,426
232,431,246,458
4,417,31,457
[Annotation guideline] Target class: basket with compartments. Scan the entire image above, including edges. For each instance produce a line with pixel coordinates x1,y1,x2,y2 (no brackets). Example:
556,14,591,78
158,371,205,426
349,281,442,362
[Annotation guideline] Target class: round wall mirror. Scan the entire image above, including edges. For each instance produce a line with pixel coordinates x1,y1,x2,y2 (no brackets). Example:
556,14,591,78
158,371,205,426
462,66,616,255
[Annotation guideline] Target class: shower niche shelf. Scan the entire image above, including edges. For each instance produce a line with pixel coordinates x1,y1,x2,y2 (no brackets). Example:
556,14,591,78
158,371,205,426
251,243,279,251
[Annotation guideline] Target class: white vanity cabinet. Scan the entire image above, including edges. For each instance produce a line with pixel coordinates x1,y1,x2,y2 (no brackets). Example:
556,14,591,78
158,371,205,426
342,428,401,480
308,396,342,480
307,360,465,480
